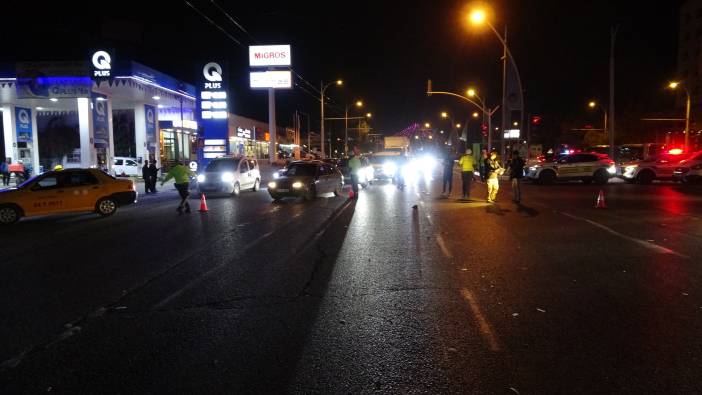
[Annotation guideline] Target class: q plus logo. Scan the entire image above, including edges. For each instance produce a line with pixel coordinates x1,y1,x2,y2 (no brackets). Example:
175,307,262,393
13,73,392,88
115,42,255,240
92,50,112,78
146,108,155,124
203,62,223,89
95,100,106,117
18,109,30,125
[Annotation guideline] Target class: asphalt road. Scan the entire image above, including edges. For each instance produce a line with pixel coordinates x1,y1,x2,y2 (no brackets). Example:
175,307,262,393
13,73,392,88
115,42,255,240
1,171,701,393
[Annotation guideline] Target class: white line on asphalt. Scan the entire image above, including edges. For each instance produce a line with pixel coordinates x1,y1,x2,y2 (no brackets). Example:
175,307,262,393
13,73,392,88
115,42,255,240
425,214,434,225
436,234,452,259
559,212,689,259
460,288,501,352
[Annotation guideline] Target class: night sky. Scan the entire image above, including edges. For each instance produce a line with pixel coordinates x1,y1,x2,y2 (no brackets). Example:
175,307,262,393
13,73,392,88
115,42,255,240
3,0,684,137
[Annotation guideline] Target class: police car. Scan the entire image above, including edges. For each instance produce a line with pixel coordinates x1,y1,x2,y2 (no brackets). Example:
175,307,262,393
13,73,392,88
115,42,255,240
673,150,702,183
620,150,689,184
527,153,616,185
0,168,137,224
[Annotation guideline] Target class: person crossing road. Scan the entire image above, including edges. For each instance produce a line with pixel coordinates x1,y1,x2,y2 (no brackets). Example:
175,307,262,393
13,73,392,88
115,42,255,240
161,161,193,214
458,149,476,199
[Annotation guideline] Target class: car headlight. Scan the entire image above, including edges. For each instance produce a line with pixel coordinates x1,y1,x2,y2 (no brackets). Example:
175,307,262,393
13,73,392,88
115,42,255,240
196,174,206,183
267,181,276,189
607,165,616,174
292,181,303,189
528,166,537,171
221,172,234,182
383,162,397,176
273,171,280,179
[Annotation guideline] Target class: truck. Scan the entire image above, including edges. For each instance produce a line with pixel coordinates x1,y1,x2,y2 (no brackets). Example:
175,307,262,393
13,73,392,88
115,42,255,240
383,136,410,155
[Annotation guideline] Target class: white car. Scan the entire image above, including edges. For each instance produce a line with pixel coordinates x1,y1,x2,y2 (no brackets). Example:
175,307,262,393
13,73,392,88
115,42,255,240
620,151,690,184
527,153,616,185
196,157,261,196
673,150,702,183
113,157,140,177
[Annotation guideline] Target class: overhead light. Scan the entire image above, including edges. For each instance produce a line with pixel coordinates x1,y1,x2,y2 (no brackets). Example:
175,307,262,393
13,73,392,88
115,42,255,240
157,104,164,109
152,95,161,100
96,97,108,101
49,98,58,102
36,107,44,110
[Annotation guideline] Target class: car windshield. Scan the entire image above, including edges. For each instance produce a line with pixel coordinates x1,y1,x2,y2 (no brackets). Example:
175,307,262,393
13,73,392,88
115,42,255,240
286,163,317,176
206,159,239,172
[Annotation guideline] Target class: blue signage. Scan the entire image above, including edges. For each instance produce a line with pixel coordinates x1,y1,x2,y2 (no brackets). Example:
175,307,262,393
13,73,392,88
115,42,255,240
197,61,229,164
15,107,32,142
93,97,110,148
145,104,157,155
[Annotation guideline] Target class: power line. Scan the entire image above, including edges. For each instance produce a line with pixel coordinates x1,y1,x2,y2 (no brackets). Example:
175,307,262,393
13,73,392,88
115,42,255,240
183,1,244,47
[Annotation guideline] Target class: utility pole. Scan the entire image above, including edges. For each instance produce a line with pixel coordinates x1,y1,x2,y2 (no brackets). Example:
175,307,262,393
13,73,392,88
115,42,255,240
268,88,276,163
609,25,619,160
320,81,325,158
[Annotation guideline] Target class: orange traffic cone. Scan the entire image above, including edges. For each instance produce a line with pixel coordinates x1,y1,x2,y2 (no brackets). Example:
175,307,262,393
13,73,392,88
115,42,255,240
595,190,606,208
198,193,209,212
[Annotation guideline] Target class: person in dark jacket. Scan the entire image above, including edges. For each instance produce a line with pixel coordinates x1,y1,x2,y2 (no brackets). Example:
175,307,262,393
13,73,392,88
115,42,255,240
508,150,526,203
441,149,455,196
142,160,152,193
148,161,159,193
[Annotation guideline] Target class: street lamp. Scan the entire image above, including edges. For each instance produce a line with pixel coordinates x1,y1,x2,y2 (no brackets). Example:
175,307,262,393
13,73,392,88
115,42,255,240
473,112,480,118
668,81,691,151
587,100,607,137
469,6,525,160
424,122,431,128
456,123,462,128
320,79,343,157
441,111,448,118
344,100,364,156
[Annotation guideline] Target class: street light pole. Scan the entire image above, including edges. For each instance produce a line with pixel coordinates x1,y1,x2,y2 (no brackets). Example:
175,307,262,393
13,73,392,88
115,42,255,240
609,26,619,159
344,105,349,156
320,80,343,159
685,88,691,150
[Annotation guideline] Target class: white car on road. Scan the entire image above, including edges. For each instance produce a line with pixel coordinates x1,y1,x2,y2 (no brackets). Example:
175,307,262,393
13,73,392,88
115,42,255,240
196,157,261,196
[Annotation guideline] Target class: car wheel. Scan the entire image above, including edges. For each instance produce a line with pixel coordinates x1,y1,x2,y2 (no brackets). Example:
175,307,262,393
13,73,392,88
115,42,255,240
0,205,21,224
593,170,609,185
96,197,117,217
304,185,317,201
334,183,342,196
636,170,654,185
252,178,260,192
582,178,593,185
232,182,241,197
538,170,556,185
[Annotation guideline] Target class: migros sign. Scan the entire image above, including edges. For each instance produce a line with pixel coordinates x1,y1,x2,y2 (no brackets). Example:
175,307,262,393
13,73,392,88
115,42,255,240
249,45,291,67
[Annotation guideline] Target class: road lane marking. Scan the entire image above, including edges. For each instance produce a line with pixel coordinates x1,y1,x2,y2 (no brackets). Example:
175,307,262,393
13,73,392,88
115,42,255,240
559,212,689,259
425,214,434,225
436,234,452,259
460,288,501,352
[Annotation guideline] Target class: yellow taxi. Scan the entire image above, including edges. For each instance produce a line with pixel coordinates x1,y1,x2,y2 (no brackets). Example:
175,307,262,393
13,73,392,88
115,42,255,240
0,168,137,224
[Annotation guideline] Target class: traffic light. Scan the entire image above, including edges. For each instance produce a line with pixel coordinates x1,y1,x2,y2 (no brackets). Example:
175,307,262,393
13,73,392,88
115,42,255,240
531,115,542,126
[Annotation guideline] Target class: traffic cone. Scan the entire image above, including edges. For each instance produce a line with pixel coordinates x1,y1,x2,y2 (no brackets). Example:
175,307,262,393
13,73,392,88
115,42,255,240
198,193,209,212
595,190,606,208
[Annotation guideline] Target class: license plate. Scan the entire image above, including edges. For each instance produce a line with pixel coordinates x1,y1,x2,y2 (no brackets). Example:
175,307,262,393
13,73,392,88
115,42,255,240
277,189,289,192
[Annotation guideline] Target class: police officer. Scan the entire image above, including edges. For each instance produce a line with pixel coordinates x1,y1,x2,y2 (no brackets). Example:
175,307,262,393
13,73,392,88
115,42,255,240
486,151,503,203
161,161,193,214
458,149,476,199
142,160,152,194
348,146,362,198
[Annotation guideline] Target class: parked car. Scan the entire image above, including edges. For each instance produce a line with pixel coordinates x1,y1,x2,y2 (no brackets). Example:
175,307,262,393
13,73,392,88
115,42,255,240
267,160,343,201
196,157,261,196
113,157,140,177
0,168,137,224
527,153,616,185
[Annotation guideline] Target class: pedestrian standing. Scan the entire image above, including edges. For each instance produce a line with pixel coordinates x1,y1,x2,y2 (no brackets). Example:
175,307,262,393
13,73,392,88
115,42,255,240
479,149,488,182
458,149,476,199
142,160,151,194
508,150,526,203
148,161,159,193
442,150,455,196
161,161,193,214
1,158,9,187
348,146,362,198
486,151,503,203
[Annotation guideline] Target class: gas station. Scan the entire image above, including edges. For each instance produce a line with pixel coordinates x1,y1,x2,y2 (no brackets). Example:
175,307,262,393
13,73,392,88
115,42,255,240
0,51,196,178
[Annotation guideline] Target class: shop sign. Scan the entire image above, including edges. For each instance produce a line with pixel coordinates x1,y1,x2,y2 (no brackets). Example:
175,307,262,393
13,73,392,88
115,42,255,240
15,107,32,143
503,129,520,139
145,104,157,151
198,60,229,163
91,50,113,79
93,97,110,147
250,70,292,89
249,45,291,67
236,127,252,139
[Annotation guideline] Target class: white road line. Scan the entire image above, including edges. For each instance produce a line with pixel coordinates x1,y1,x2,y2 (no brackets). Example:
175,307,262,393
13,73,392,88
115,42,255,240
460,288,501,352
436,234,452,259
425,214,434,226
559,212,689,259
